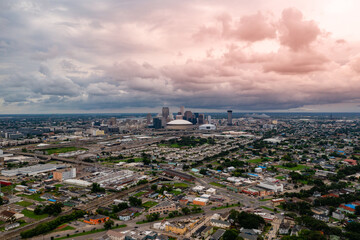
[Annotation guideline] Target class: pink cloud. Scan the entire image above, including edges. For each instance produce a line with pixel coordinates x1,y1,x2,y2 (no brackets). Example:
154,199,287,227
231,12,276,42
263,49,329,74
278,8,321,50
194,12,276,43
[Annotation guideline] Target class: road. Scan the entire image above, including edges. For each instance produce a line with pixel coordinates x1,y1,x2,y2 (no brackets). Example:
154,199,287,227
0,178,159,240
45,206,243,240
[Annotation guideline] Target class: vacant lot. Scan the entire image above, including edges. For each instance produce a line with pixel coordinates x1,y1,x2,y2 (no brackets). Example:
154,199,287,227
275,165,308,171
21,209,48,220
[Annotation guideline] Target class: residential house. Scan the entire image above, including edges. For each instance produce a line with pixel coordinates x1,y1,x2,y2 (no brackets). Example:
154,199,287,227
209,219,231,229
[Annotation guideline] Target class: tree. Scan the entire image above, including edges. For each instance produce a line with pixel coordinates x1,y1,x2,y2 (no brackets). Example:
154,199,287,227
223,230,241,240
104,220,114,230
355,206,360,215
228,210,265,229
137,179,148,185
91,183,105,193
151,184,157,191
129,196,142,207
182,164,190,170
199,168,207,175
181,207,190,215
146,213,160,222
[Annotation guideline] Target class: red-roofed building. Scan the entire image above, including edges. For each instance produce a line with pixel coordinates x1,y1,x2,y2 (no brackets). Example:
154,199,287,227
344,159,357,166
322,193,339,198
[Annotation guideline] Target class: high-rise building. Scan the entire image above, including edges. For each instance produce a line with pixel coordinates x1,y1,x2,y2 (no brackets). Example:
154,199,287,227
180,106,185,116
184,111,193,120
153,117,162,129
162,107,170,119
108,117,117,126
198,114,204,125
207,115,212,124
227,110,233,126
146,113,152,124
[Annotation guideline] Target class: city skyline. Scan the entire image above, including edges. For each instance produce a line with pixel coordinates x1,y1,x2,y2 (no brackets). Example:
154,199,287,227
1,0,360,113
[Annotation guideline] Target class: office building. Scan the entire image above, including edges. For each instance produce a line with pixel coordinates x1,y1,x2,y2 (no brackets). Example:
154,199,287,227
227,110,233,126
53,168,76,181
108,117,117,126
162,107,170,119
198,114,204,125
184,111,193,120
153,117,162,129
146,113,152,124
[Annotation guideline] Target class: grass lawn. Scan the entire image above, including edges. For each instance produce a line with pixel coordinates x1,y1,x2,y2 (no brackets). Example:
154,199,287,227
275,176,286,180
21,209,48,220
248,158,263,163
0,185,17,194
259,198,272,202
275,165,309,171
19,193,45,202
158,143,181,148
133,157,144,162
209,182,226,188
142,201,158,209
173,182,188,188
44,147,87,155
133,212,142,218
261,206,275,212
51,224,76,233
15,201,33,207
54,184,64,188
134,191,146,197
211,203,241,210
170,190,182,195
164,182,188,188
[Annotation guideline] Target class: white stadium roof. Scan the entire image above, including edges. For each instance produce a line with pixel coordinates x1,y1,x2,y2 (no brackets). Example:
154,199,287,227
167,119,192,125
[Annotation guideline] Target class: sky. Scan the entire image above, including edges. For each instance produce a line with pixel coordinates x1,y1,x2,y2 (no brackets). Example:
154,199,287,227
1,0,360,114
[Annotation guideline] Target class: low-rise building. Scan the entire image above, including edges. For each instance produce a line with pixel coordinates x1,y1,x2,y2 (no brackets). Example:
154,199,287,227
210,229,226,240
193,198,208,206
84,215,109,225
209,219,231,229
148,201,177,214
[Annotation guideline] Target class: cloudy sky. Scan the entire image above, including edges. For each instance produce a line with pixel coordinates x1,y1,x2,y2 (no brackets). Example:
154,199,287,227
1,0,360,113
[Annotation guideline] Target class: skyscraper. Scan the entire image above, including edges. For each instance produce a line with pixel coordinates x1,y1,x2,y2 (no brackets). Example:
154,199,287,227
162,107,170,119
161,107,170,127
227,110,233,126
184,111,193,120
146,113,152,124
198,114,204,125
108,117,117,126
153,117,162,129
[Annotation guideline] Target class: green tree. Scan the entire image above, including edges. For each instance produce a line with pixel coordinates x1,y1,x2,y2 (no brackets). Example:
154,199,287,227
181,207,190,215
91,183,105,193
151,184,157,191
223,230,241,240
129,196,142,207
199,168,207,175
104,220,114,230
